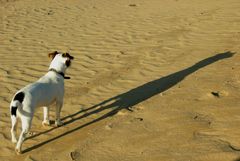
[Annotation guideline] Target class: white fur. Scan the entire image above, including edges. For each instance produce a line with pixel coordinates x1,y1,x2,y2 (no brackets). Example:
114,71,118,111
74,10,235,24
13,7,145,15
10,52,73,154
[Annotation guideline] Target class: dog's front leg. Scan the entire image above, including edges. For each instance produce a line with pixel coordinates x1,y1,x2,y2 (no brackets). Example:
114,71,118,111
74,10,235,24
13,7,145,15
42,106,50,126
55,101,63,127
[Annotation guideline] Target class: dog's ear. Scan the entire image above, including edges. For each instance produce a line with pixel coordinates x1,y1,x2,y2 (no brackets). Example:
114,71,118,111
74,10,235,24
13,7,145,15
48,51,58,59
66,52,74,60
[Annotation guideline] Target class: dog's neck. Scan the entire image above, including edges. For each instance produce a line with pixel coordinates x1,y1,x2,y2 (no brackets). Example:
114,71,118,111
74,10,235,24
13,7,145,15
48,68,70,79
49,68,65,77
48,60,70,79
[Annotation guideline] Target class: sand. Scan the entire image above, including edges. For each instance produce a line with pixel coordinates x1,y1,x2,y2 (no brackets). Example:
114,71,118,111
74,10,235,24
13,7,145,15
1,0,240,160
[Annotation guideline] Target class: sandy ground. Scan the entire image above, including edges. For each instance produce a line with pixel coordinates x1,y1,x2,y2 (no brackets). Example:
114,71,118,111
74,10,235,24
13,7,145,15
1,0,240,160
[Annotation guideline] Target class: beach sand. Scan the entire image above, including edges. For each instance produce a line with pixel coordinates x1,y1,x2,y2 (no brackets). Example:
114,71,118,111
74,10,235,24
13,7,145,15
1,0,240,160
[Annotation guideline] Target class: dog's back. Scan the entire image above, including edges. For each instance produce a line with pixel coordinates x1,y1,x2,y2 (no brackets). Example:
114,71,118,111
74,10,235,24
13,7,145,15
15,71,64,110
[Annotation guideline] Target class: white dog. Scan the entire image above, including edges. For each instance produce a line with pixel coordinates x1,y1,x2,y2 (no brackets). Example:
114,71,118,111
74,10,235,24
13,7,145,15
10,51,74,154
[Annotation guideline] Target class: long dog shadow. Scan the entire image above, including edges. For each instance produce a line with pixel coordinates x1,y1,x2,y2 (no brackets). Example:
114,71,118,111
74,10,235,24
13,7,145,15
23,51,235,153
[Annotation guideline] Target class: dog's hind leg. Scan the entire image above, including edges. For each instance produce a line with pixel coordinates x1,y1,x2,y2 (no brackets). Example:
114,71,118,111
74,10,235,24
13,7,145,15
42,106,50,126
15,116,32,154
11,115,18,143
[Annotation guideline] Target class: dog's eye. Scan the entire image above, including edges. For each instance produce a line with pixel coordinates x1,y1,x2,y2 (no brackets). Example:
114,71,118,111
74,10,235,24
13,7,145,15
62,53,67,57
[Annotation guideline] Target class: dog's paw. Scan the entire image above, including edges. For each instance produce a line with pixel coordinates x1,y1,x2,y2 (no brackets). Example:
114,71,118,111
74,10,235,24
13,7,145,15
42,120,51,127
15,148,22,155
55,120,63,127
27,131,36,137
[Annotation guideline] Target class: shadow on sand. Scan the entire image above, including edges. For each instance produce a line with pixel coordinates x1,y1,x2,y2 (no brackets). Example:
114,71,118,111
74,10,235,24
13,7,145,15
23,51,235,153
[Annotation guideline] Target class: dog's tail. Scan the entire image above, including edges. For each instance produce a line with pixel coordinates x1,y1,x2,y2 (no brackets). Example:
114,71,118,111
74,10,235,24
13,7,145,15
10,92,25,117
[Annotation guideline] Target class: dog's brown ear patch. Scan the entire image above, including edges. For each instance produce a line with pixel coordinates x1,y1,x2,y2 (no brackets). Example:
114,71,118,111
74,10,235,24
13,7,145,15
48,51,58,59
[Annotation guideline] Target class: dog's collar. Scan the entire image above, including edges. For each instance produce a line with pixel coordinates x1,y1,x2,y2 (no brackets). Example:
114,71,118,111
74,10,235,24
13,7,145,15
49,68,70,79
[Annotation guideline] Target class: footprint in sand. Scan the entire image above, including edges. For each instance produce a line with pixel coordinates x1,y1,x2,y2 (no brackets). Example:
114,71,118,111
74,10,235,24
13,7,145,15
70,150,80,161
193,113,212,126
129,4,137,7
197,90,229,100
210,90,229,98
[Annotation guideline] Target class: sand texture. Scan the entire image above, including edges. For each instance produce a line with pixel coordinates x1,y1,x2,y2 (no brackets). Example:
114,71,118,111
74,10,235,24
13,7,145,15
1,0,240,160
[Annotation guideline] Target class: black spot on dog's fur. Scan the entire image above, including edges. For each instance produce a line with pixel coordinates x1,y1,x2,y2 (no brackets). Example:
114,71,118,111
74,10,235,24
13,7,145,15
11,106,17,116
14,92,25,103
65,60,71,67
11,92,25,116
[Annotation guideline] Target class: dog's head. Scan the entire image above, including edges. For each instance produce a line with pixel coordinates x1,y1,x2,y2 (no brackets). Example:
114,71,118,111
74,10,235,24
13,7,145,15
48,51,74,73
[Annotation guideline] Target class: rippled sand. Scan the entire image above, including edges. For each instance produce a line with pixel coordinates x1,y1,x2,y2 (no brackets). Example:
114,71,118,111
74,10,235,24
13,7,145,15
1,0,240,160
